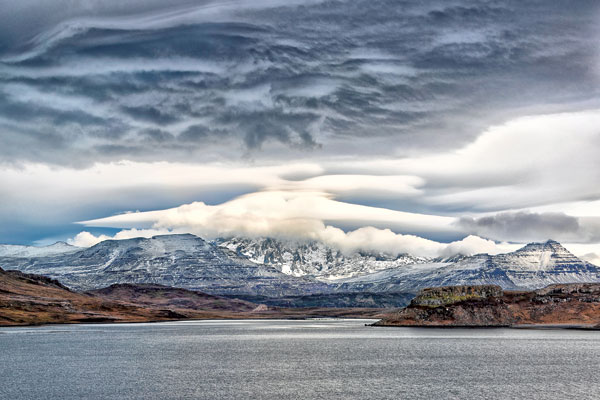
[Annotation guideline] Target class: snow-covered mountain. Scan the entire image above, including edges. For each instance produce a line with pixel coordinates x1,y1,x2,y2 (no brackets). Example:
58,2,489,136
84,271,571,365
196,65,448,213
0,241,78,258
0,234,330,297
1,235,599,307
335,240,600,292
216,237,429,280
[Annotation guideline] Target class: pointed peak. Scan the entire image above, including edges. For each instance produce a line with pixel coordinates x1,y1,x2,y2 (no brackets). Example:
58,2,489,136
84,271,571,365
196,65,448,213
48,241,75,247
516,239,572,255
542,239,569,251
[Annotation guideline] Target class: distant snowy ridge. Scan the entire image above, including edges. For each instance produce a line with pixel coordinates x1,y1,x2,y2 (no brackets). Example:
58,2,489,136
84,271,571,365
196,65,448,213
335,240,600,292
0,241,79,258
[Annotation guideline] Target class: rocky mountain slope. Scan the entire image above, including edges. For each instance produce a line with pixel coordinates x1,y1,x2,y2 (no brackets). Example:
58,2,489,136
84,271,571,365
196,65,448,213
335,240,600,293
0,234,331,297
374,283,600,328
217,237,428,280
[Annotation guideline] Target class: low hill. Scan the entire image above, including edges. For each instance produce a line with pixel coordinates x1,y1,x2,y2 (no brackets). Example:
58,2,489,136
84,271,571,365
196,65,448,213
0,267,384,326
0,267,190,325
87,283,259,313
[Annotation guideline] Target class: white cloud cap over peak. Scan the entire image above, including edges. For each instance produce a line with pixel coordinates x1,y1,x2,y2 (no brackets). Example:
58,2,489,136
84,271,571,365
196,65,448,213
76,190,518,258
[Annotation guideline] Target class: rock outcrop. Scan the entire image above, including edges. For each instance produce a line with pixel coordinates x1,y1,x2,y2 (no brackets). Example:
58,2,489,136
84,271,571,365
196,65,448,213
409,285,503,307
374,283,600,328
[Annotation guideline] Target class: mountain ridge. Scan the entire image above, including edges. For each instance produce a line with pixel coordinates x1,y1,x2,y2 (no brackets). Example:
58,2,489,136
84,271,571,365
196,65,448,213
0,241,79,258
1,234,599,308
0,234,332,297
335,238,600,294
216,236,429,280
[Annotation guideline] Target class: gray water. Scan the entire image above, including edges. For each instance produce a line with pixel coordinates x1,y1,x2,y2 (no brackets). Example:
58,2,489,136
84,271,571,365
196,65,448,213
1,320,599,400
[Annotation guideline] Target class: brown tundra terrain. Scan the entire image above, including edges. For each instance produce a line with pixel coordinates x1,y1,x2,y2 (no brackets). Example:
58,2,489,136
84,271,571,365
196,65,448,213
0,267,384,326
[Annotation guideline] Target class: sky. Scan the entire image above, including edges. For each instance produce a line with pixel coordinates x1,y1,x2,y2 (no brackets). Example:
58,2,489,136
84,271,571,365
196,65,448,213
1,0,600,262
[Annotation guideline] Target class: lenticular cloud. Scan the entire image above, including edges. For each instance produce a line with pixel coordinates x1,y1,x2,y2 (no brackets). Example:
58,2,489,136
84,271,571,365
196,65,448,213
76,191,510,257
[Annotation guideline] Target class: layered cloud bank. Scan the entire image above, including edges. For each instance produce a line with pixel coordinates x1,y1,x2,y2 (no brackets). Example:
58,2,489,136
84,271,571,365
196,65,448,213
0,107,598,260
1,1,600,166
69,190,513,257
57,107,600,259
1,1,600,262
71,227,509,259
72,197,509,258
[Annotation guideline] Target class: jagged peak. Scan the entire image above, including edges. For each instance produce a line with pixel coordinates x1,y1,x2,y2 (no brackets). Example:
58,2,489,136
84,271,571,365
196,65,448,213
218,235,429,260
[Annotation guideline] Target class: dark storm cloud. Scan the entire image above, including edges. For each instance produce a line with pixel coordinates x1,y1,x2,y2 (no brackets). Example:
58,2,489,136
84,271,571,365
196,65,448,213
458,212,600,243
1,0,599,165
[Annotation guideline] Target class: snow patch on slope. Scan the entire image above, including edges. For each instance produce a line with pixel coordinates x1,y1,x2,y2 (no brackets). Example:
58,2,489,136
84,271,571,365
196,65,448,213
216,237,431,280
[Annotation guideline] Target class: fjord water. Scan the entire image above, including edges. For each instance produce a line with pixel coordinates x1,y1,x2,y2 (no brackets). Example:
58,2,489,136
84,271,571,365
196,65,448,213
1,320,598,399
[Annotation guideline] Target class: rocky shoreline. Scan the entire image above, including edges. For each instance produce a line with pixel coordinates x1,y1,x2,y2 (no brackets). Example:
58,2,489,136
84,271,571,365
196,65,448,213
374,283,600,329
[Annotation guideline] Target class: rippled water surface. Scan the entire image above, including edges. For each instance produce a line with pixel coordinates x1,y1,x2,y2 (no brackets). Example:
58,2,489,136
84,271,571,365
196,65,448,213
1,319,599,399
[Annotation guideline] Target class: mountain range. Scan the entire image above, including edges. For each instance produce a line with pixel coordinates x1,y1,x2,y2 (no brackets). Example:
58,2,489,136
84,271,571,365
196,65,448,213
1,234,598,307
0,234,329,297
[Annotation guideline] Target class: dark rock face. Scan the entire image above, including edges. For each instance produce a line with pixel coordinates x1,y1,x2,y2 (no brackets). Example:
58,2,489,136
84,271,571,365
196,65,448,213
375,283,600,328
536,283,600,296
2,269,72,291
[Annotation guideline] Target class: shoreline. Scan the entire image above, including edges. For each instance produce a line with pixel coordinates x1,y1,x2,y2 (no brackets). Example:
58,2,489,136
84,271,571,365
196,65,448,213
0,314,382,329
370,323,600,331
0,316,380,329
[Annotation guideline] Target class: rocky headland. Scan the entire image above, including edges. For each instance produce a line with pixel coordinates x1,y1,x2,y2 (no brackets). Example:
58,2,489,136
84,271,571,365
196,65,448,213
374,283,600,329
